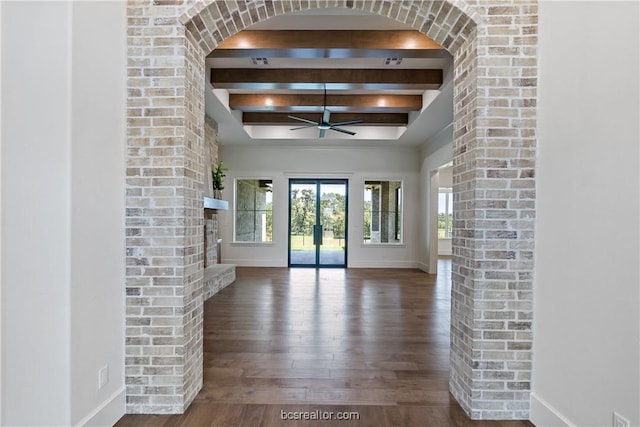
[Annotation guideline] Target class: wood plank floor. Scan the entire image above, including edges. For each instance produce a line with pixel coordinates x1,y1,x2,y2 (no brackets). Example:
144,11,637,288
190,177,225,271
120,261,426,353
116,262,533,427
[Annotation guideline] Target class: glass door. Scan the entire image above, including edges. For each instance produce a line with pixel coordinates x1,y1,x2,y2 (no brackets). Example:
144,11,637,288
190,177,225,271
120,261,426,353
289,179,348,267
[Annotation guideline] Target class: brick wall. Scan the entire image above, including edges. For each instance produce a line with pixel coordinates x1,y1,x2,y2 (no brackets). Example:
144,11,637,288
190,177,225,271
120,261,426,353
126,0,202,413
126,0,537,419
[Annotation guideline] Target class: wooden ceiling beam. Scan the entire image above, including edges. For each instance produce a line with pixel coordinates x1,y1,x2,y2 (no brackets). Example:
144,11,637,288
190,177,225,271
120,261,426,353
229,94,422,112
242,112,408,126
209,30,450,59
211,69,443,90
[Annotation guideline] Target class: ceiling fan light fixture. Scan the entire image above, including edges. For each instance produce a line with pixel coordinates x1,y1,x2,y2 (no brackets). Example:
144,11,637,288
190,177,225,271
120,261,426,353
288,84,363,138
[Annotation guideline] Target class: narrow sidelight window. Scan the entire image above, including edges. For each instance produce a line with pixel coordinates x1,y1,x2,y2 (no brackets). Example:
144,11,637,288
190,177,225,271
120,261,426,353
438,188,453,239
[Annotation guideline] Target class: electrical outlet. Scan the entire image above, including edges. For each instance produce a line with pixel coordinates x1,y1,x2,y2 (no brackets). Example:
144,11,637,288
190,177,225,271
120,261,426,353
98,365,109,390
613,412,630,427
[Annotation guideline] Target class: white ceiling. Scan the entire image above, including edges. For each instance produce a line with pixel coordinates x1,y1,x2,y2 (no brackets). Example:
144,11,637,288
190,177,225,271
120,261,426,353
204,8,453,148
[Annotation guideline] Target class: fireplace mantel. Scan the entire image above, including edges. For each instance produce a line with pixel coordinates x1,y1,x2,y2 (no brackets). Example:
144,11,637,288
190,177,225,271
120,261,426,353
204,196,228,210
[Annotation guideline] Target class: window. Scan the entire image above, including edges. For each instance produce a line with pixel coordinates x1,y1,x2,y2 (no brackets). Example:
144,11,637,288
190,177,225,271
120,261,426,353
438,188,453,239
234,179,273,242
363,180,402,244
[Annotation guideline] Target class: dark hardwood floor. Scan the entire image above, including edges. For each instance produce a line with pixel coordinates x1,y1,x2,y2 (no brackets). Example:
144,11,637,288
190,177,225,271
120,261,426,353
116,262,533,426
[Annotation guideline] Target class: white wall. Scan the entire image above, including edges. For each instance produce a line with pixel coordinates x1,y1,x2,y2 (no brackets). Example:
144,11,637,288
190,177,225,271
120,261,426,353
69,2,126,426
2,3,72,424
532,2,640,426
417,127,453,273
219,146,421,268
1,2,126,426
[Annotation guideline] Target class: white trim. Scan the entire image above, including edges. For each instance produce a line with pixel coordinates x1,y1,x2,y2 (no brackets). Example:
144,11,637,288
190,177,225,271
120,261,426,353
530,392,574,427
232,177,274,244
360,243,405,248
363,178,404,245
348,260,417,269
416,261,431,273
75,387,125,427
224,258,286,267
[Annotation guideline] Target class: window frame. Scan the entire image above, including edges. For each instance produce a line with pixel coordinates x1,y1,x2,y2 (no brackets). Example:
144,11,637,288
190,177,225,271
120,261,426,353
362,179,404,246
232,177,274,244
438,187,453,239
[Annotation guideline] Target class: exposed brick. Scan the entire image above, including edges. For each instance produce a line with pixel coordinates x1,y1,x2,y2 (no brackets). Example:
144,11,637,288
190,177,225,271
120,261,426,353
127,0,537,420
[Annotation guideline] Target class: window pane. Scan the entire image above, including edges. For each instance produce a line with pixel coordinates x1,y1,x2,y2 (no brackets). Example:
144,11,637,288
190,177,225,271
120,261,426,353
364,180,402,244
437,192,447,238
235,179,273,242
438,188,452,239
447,192,453,238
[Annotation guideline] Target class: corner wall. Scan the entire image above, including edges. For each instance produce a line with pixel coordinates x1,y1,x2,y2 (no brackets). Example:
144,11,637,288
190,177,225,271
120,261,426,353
1,1,126,425
2,3,73,424
70,2,127,425
532,2,640,426
418,127,454,273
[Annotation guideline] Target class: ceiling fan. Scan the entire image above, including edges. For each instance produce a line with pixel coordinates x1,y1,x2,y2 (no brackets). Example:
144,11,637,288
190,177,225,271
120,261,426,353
288,85,363,138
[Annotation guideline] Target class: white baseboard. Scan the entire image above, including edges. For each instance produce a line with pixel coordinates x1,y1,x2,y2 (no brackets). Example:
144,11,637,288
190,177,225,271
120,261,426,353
530,392,574,427
347,260,418,269
224,258,286,267
225,259,425,269
75,387,125,427
417,261,431,273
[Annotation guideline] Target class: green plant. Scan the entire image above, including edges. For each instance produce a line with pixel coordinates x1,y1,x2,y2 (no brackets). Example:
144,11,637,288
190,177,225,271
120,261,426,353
212,162,228,191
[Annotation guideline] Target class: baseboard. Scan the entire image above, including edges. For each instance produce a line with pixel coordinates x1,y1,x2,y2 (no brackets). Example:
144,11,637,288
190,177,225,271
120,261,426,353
75,387,125,427
417,261,430,273
347,260,418,269
530,392,574,427
225,259,286,267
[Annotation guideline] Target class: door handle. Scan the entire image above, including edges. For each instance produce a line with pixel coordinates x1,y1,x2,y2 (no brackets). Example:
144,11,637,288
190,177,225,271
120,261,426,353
312,224,323,246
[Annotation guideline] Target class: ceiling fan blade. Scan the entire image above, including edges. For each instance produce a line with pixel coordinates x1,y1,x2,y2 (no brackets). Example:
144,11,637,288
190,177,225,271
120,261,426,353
290,124,319,131
322,109,331,124
329,126,356,136
288,115,319,125
330,119,363,127
319,128,326,138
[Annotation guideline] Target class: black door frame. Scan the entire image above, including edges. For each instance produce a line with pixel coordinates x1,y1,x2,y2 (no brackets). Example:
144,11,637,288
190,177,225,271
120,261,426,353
288,178,349,268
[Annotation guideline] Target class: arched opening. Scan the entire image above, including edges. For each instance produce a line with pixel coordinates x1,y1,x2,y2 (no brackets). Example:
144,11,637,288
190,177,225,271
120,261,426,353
125,1,537,420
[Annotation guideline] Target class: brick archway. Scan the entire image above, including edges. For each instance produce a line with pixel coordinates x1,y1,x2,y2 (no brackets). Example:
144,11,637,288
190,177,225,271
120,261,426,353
126,0,537,420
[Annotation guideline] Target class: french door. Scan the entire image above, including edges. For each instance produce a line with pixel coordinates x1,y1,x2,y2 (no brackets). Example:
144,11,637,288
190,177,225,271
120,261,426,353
288,179,348,267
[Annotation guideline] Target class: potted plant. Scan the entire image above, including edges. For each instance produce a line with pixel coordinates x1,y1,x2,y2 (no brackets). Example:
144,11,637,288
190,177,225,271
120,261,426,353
212,162,227,199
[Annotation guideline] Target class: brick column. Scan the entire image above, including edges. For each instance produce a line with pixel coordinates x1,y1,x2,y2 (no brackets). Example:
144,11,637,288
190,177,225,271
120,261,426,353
125,1,205,413
449,3,538,419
